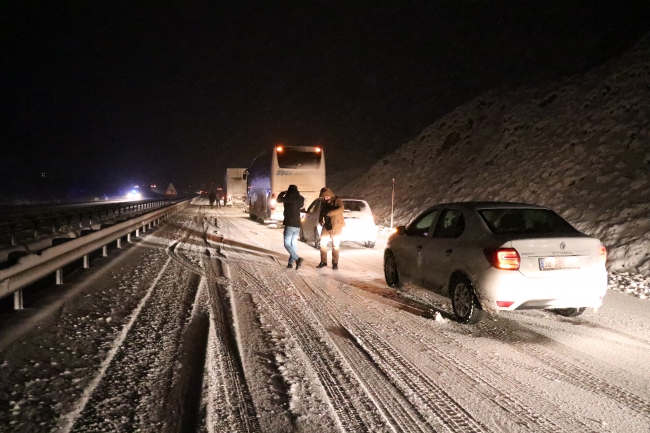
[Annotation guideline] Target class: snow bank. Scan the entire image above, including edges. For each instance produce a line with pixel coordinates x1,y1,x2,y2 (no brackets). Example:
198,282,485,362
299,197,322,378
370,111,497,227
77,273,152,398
341,35,650,274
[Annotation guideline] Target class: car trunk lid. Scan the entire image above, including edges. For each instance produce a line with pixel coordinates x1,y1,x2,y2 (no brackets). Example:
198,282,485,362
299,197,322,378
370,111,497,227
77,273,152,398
508,236,603,278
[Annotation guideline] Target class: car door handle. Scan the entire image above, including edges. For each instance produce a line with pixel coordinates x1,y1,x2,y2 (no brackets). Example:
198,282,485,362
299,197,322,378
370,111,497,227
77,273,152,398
445,249,453,255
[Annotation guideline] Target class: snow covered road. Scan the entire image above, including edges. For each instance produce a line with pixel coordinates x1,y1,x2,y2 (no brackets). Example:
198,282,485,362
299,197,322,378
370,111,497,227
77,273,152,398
1,200,649,432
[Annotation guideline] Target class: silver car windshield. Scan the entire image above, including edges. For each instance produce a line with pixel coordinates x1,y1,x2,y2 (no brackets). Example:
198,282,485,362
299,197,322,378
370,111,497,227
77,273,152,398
478,209,578,235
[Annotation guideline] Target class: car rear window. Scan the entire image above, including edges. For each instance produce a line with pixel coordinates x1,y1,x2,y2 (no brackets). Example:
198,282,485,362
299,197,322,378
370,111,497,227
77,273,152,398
343,201,367,212
478,208,578,235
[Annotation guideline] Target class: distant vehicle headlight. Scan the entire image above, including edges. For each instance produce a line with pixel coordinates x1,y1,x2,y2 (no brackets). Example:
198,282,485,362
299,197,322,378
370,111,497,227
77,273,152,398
127,191,141,200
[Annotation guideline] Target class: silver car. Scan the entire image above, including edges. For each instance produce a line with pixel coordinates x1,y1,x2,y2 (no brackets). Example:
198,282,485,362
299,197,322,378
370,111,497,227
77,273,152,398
384,202,608,324
300,198,377,248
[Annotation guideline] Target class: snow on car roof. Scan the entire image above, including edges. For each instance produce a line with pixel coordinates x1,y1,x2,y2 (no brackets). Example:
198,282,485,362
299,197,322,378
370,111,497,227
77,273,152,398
431,201,550,210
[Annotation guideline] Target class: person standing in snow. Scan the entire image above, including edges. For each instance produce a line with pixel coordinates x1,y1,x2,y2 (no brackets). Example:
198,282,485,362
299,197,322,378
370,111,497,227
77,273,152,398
208,190,216,208
317,187,345,270
277,184,305,270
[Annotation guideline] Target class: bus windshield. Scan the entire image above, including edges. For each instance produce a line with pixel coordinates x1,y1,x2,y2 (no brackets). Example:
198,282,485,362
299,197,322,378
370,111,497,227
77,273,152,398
277,148,322,168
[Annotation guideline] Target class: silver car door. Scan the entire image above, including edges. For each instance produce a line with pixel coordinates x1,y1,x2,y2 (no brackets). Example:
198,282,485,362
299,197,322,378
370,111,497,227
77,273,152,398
420,209,465,290
394,209,439,283
302,199,321,242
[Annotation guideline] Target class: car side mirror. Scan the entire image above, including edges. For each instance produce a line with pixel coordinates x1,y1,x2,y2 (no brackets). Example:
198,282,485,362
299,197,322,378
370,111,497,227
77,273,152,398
395,226,406,235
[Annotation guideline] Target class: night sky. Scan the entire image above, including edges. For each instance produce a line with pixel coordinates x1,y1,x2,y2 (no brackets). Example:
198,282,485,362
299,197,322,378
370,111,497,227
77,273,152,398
2,1,650,200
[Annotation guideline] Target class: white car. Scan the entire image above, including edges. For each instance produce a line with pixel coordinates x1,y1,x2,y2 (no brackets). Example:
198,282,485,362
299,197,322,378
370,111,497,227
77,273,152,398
300,198,377,248
384,202,608,324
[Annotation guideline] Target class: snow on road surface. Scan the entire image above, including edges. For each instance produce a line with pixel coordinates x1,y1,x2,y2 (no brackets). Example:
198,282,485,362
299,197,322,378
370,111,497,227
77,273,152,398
1,199,649,432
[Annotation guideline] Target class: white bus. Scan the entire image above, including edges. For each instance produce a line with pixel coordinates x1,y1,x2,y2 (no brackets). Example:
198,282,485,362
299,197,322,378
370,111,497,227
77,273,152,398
246,145,325,223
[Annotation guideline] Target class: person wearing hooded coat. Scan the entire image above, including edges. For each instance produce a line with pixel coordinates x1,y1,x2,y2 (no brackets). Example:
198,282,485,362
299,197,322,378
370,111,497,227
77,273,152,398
208,190,216,208
317,187,345,270
277,184,305,269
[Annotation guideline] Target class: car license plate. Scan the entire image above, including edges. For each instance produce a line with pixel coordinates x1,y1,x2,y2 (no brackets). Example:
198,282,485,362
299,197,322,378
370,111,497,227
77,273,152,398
539,256,580,271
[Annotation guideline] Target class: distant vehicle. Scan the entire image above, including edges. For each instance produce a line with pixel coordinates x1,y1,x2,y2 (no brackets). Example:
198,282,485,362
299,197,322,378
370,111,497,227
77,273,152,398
301,198,377,248
246,145,325,222
224,168,248,206
384,202,608,324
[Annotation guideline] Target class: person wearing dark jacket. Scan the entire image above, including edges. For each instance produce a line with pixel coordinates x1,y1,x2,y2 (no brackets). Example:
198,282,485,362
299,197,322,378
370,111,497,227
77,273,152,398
208,190,216,208
277,184,305,269
317,187,345,270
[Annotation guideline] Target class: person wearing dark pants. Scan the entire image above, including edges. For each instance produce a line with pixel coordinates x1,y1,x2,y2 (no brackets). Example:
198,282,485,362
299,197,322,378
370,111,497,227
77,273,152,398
277,184,305,269
317,187,346,270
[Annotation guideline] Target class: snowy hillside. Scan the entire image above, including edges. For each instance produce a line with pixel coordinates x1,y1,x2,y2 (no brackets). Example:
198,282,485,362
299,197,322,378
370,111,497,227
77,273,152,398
341,35,650,274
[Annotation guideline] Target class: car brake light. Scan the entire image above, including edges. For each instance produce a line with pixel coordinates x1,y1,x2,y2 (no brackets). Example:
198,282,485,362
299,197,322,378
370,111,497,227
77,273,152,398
485,247,520,270
497,301,514,307
598,245,607,263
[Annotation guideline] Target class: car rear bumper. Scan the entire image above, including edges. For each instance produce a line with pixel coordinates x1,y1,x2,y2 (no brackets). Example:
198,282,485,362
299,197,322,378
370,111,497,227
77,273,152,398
341,225,377,243
474,268,608,311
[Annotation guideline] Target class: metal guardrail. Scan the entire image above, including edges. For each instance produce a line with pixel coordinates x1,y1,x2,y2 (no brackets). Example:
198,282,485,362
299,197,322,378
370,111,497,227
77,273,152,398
0,197,190,247
0,199,191,310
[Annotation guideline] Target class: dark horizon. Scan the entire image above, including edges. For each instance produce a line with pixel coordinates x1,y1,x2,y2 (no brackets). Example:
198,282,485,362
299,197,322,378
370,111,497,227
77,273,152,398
2,1,650,202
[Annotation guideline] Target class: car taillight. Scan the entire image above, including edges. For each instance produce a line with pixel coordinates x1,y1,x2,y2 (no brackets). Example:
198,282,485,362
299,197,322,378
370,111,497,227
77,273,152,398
485,248,520,270
598,245,607,263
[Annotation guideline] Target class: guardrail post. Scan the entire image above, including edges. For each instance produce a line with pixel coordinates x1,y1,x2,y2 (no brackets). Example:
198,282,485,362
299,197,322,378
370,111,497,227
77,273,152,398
56,268,63,285
135,228,140,237
83,255,90,269
102,245,108,257
117,238,122,249
127,233,132,243
14,290,24,310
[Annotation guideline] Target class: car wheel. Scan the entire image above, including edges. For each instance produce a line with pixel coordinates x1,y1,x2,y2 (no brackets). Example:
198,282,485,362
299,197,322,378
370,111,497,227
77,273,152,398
299,227,306,242
450,275,483,324
552,307,587,317
313,227,321,249
384,251,402,288
363,241,376,248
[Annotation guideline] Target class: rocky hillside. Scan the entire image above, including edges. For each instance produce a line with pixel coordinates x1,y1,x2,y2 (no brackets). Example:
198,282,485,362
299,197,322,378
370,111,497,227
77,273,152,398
341,35,650,274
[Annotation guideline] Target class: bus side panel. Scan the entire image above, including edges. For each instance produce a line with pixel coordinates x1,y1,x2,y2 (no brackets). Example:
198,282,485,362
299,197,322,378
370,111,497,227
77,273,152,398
249,188,270,220
247,152,272,220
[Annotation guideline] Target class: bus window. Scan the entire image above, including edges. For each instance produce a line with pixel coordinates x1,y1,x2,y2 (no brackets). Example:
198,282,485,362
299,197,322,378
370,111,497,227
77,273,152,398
277,147,322,168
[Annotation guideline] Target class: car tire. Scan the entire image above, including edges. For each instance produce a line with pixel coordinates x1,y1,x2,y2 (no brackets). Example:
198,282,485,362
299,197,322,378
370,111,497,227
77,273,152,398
363,241,376,248
299,227,306,242
450,275,484,324
313,227,321,249
552,307,587,317
384,251,402,288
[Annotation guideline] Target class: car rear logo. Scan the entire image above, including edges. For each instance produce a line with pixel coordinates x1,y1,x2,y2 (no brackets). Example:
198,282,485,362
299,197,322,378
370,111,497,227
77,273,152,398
559,242,566,250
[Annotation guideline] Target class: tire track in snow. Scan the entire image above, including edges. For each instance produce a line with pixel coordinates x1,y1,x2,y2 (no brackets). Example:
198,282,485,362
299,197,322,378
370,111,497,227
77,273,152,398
473,317,650,418
332,280,608,432
151,209,262,432
58,256,173,432
235,264,374,432
293,275,489,433
287,274,443,433
190,209,262,433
